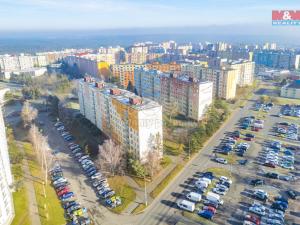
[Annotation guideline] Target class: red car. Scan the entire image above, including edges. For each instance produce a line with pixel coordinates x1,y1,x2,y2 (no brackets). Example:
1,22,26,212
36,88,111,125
252,127,260,132
245,214,260,225
57,188,70,197
244,137,253,141
264,162,276,168
203,206,217,214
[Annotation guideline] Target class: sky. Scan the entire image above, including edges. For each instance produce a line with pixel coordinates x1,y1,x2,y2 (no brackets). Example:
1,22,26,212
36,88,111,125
1,0,300,30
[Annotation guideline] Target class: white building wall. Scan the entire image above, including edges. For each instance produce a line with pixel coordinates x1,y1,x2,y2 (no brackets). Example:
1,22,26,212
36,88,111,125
197,82,213,120
0,89,14,225
137,106,163,161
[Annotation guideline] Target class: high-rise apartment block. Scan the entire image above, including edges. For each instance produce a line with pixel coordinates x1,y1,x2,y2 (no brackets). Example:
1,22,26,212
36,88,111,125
253,51,298,70
226,60,255,87
110,64,146,88
146,62,181,73
134,68,213,121
78,77,163,160
181,64,238,100
0,89,14,225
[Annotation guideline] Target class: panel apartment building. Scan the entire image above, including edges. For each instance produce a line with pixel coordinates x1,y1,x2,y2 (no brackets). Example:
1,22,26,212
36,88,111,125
134,68,213,121
78,77,163,160
181,64,238,100
0,89,14,225
110,64,146,88
226,60,255,87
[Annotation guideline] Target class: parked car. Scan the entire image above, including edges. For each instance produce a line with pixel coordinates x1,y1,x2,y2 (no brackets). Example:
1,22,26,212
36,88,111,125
202,206,217,214
245,214,260,225
286,190,297,199
265,172,279,179
215,157,228,164
60,192,74,201
177,200,195,212
250,179,264,186
249,206,265,216
186,192,202,202
63,200,77,209
253,189,268,201
198,210,214,220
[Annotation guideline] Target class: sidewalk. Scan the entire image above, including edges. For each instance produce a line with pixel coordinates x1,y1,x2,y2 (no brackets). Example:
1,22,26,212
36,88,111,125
17,142,42,225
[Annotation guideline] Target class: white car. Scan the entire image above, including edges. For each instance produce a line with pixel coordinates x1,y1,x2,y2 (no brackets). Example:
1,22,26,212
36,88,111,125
215,158,228,164
249,206,265,216
219,176,232,184
91,173,103,180
53,177,67,186
215,184,229,190
212,187,227,195
57,126,65,131
251,202,266,211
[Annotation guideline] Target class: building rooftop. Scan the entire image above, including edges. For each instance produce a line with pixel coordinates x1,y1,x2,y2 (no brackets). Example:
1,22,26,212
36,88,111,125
287,80,300,89
80,78,161,111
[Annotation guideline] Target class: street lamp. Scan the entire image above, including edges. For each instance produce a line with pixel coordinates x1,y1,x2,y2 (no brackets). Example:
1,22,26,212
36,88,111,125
144,175,148,206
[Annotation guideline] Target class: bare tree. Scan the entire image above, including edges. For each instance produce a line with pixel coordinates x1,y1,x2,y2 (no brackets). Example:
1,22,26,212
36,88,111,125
145,150,161,177
28,125,51,197
97,139,124,176
21,101,38,128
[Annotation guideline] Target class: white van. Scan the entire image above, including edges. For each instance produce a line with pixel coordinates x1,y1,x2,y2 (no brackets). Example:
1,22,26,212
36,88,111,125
186,192,202,202
206,192,224,205
177,200,195,212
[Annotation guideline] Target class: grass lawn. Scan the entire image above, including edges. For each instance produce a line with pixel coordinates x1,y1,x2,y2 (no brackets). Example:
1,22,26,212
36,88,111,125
164,140,183,156
161,155,172,168
131,176,150,188
131,203,147,214
183,211,218,225
221,154,238,164
7,127,31,225
23,142,66,225
107,176,136,214
276,97,300,106
11,187,31,225
150,164,184,198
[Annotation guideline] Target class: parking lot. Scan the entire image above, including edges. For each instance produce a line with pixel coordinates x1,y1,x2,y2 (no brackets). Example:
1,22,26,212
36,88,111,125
36,84,300,225
39,112,127,225
168,88,300,225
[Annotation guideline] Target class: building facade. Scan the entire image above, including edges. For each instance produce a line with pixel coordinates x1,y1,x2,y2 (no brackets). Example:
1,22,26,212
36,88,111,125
134,68,213,121
146,62,181,73
134,68,162,103
110,64,146,88
181,65,238,100
0,89,14,225
253,51,298,70
281,80,300,99
78,77,163,160
226,60,255,87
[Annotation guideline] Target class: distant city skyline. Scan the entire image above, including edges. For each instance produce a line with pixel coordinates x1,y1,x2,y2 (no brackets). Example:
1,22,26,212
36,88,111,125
0,0,300,31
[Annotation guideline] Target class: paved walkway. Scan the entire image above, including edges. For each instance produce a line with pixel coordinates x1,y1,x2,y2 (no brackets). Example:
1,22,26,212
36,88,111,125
17,142,42,225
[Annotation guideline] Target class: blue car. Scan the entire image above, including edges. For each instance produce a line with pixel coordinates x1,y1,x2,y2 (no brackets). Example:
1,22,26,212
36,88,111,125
60,192,74,201
63,200,77,209
198,210,214,220
201,172,214,180
87,170,97,177
86,167,96,173
85,166,96,173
